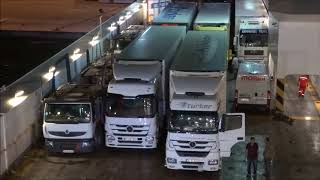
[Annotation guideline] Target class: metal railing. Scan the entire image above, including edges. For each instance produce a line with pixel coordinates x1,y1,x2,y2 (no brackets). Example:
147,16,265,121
0,2,144,113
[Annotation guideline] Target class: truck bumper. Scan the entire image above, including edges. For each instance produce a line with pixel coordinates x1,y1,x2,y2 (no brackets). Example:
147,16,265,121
45,139,95,153
106,134,157,149
165,150,220,171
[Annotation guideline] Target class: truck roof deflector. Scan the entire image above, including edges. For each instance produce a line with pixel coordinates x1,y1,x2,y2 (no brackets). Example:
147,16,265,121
113,62,161,81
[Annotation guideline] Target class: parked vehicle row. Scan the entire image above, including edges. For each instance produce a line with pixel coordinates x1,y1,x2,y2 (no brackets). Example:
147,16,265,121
41,1,252,172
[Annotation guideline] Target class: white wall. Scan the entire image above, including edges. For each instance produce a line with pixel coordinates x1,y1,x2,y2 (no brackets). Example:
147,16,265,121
277,21,320,78
0,90,42,176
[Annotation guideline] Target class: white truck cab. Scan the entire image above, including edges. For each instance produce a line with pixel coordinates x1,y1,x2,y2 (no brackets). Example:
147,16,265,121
235,61,271,110
105,26,186,149
42,84,104,153
165,31,245,171
235,0,269,60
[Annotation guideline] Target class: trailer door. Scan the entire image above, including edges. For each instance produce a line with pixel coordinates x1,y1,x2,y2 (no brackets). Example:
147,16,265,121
219,113,245,157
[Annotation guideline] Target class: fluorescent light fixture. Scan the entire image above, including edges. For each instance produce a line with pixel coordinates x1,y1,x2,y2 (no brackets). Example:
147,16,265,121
7,90,28,107
70,48,83,61
43,66,60,81
125,11,132,19
108,22,117,31
89,35,100,46
117,16,126,25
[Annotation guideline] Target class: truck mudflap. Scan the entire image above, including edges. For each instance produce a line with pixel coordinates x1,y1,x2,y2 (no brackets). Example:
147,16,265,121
45,139,95,153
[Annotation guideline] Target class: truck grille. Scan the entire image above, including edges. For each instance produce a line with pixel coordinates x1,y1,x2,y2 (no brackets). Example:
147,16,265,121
48,131,86,137
176,151,209,157
172,140,215,157
110,124,149,136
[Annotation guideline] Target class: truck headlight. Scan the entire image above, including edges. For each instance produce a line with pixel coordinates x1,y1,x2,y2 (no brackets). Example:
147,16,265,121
107,135,115,142
167,157,177,164
145,136,154,144
45,140,53,147
208,160,219,165
82,142,90,147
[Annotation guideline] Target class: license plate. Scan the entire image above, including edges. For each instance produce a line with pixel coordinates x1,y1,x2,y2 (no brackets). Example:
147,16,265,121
186,159,199,163
122,137,136,141
63,150,75,153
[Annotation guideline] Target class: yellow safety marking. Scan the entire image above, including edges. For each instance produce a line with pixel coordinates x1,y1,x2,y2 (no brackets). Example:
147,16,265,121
288,116,320,121
194,25,228,31
276,87,285,97
275,101,284,111
314,101,320,111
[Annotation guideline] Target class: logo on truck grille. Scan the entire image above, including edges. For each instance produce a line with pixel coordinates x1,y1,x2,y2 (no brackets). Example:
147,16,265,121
126,126,133,132
189,141,196,148
65,129,70,135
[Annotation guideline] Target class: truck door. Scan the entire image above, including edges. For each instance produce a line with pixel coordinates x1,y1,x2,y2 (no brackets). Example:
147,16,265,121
219,113,245,157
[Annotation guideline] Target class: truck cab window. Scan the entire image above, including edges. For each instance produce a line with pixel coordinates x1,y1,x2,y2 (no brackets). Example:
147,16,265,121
223,115,242,131
106,94,156,118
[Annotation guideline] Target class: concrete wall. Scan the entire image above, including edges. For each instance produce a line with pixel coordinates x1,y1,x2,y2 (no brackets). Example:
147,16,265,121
310,75,320,97
0,90,42,176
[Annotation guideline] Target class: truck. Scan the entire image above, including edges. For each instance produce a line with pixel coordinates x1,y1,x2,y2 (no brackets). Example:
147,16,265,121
234,0,269,60
42,84,105,153
194,3,230,32
152,2,197,29
112,25,146,55
165,31,245,171
194,3,233,67
234,61,271,111
105,26,186,149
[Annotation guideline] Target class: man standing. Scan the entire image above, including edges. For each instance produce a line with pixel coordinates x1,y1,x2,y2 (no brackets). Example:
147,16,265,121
246,137,259,177
263,137,274,178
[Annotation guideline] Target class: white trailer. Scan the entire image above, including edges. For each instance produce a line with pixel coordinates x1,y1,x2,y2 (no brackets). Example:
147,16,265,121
234,0,269,60
235,61,271,110
42,84,105,153
166,31,245,171
152,2,197,29
105,26,186,149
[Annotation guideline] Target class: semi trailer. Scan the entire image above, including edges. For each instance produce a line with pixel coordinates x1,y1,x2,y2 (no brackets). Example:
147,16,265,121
105,26,186,149
42,84,105,153
152,2,197,29
165,31,245,171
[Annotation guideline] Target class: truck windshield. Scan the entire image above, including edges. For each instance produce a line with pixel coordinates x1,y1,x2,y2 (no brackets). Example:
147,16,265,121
169,111,218,134
106,94,156,118
44,103,91,123
240,31,268,47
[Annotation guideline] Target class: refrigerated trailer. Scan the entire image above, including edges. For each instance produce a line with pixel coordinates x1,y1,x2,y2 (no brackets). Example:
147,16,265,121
165,31,245,171
194,3,230,32
152,2,197,29
235,61,271,110
105,26,186,149
42,84,105,153
234,0,269,60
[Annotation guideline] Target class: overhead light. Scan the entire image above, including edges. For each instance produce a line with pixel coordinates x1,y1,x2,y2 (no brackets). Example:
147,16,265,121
70,48,83,61
117,16,126,25
125,11,132,19
7,90,28,108
108,22,117,31
89,35,100,46
42,66,60,81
